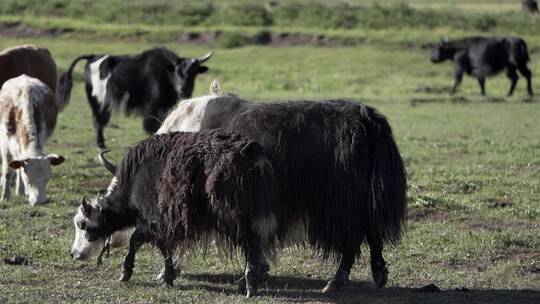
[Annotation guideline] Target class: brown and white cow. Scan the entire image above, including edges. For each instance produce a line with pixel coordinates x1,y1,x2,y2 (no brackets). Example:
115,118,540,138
0,75,65,205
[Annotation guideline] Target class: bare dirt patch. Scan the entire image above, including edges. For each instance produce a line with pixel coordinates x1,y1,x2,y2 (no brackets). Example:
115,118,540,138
408,207,449,222
0,22,71,38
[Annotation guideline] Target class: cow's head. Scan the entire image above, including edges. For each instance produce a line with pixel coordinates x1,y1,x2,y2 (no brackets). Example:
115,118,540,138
9,154,65,205
70,196,107,260
431,39,454,63
169,51,214,99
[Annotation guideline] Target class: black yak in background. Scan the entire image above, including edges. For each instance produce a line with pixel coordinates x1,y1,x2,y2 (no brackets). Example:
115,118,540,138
431,36,533,97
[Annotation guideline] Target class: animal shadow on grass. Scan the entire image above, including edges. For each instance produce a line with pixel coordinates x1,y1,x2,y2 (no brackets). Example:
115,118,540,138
182,273,540,303
410,96,470,106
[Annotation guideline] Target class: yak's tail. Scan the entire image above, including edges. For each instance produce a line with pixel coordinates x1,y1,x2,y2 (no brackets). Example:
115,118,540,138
508,39,530,66
517,39,530,63
369,113,407,245
56,54,95,112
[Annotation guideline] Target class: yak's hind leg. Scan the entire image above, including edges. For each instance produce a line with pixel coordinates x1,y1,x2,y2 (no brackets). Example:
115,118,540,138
517,64,534,96
322,250,355,293
368,235,388,288
506,67,519,97
85,83,111,150
119,228,150,282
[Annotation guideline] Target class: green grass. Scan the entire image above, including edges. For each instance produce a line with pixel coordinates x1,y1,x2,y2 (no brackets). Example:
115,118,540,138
0,2,539,303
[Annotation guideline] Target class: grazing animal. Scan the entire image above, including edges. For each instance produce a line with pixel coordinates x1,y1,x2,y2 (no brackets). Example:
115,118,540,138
70,130,279,297
57,47,213,149
157,88,407,293
0,45,58,95
0,75,65,205
522,0,539,15
430,36,533,97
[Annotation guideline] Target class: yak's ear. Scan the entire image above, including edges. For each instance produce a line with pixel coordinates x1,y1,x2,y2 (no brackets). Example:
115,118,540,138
9,160,26,170
81,197,92,216
47,154,65,166
198,66,209,74
210,79,221,95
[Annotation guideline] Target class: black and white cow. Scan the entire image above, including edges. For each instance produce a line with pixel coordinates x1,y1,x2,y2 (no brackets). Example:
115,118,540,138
57,47,213,149
431,36,533,97
157,85,407,293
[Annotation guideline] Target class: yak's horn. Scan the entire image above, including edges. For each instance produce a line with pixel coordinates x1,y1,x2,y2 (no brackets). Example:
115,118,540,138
197,51,214,63
98,150,117,175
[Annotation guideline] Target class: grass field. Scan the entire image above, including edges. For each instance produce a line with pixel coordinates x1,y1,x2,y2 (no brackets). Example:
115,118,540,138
0,1,539,304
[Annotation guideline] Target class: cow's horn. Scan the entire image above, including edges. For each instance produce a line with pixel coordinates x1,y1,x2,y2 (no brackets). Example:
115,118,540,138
98,150,117,175
197,51,214,63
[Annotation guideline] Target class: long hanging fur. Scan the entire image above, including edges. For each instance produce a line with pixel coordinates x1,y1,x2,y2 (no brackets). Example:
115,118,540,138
156,132,279,258
201,98,408,259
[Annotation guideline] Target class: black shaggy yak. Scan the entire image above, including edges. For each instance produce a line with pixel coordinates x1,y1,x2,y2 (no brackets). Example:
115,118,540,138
431,36,533,96
70,130,279,297
156,133,279,296
157,90,408,293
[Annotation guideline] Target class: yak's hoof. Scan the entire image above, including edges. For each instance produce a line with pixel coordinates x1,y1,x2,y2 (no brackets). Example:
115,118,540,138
237,277,247,294
322,278,348,293
322,270,349,293
119,269,133,282
163,270,176,287
163,276,174,287
245,286,257,298
372,262,389,288
238,278,259,297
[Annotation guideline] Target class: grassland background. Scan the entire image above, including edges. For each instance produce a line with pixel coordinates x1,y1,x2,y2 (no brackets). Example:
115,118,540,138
0,1,539,303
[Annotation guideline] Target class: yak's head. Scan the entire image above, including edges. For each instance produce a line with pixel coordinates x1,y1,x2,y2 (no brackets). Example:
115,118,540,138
9,154,65,205
168,51,214,99
430,39,454,63
70,196,108,260
70,151,119,260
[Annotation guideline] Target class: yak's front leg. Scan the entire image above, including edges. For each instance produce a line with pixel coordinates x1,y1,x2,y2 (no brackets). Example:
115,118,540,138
243,236,265,298
158,247,178,287
155,245,183,281
368,235,389,288
451,67,464,95
322,249,355,293
119,228,149,282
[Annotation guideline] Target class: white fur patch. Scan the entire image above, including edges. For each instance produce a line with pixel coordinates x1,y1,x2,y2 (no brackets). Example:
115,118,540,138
156,95,213,134
89,55,111,107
